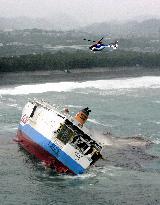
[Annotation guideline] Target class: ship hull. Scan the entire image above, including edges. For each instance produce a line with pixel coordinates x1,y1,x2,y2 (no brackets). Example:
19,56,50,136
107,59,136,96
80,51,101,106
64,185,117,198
17,129,73,174
16,124,85,175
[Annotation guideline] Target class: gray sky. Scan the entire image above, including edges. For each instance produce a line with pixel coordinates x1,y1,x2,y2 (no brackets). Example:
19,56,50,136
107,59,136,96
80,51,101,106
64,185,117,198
1,0,160,24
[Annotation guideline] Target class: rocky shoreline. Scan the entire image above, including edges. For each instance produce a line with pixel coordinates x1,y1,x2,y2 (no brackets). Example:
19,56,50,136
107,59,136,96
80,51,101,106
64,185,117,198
0,66,160,86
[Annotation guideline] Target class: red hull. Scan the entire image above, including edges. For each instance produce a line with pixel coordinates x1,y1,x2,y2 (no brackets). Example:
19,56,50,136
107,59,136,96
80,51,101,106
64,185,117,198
16,130,73,174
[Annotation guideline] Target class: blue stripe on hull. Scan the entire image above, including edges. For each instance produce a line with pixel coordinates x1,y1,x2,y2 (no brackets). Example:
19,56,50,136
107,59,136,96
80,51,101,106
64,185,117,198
18,124,85,174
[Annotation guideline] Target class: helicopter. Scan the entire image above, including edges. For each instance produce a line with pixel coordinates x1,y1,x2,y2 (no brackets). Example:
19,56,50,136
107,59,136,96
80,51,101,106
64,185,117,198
83,37,118,52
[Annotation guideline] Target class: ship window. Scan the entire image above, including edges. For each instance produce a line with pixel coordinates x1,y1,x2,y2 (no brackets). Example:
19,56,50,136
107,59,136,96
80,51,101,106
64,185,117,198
71,136,90,154
30,105,37,118
90,151,102,165
56,124,74,144
77,140,88,151
84,146,93,155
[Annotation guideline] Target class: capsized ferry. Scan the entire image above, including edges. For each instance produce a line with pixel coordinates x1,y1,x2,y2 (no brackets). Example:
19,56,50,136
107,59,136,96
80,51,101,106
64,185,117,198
16,99,103,175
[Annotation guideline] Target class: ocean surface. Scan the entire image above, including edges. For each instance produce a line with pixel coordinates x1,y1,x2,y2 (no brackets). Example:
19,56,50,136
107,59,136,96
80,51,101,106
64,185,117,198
0,69,160,205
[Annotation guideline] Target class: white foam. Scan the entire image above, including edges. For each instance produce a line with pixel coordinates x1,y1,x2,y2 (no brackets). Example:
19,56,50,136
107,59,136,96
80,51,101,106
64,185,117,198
151,121,160,125
61,172,96,179
7,103,18,107
153,100,160,104
67,105,83,108
0,76,160,95
152,138,160,144
88,118,110,127
155,122,160,125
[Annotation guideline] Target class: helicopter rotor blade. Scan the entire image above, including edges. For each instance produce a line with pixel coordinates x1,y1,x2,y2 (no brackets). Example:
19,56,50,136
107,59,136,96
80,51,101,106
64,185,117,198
99,37,104,41
83,38,96,43
84,36,106,42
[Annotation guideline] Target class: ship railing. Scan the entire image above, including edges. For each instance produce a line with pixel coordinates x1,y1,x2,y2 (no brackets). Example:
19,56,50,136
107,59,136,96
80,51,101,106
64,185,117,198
29,98,67,116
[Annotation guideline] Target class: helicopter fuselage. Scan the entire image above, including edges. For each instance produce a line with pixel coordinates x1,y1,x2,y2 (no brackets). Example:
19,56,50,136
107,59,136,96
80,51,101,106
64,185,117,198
89,44,107,51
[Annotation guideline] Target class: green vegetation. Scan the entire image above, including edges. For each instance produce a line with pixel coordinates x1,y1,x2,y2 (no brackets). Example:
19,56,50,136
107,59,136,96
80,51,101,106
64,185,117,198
0,50,160,72
0,28,160,57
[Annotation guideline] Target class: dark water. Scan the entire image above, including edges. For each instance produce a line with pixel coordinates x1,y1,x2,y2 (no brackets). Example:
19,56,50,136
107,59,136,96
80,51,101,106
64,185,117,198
0,70,160,205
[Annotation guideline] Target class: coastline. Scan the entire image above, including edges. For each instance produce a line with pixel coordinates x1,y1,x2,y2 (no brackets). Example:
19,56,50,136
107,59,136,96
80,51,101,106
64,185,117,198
0,66,160,86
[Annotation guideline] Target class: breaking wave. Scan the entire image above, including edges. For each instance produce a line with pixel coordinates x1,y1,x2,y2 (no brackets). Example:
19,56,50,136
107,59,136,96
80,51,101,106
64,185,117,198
88,118,112,127
0,76,160,95
153,139,160,144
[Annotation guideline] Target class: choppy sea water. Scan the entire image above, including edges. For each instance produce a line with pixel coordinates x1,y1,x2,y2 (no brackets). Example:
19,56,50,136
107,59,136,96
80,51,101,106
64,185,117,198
0,71,160,205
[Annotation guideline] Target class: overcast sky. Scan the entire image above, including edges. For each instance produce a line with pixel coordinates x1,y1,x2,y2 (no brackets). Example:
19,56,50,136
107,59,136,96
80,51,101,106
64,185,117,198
1,0,160,24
